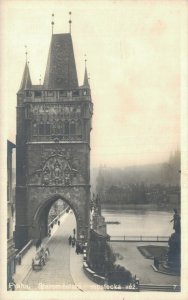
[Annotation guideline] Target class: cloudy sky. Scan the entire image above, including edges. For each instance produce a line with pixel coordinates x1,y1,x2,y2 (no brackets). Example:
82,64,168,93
1,0,186,168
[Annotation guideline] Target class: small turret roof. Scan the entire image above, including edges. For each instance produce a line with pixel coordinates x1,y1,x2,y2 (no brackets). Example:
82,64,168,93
19,62,32,92
83,66,89,87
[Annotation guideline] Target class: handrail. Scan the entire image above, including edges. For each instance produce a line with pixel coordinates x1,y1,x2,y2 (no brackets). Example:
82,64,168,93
110,235,169,242
16,240,33,258
48,208,67,228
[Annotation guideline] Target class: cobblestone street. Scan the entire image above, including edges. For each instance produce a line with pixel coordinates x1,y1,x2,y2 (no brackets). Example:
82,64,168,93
21,213,82,291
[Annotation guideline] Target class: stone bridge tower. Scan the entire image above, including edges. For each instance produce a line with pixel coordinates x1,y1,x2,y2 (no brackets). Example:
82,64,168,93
15,31,93,250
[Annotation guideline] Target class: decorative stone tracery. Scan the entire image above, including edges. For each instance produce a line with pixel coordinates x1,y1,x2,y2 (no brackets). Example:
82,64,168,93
29,152,85,186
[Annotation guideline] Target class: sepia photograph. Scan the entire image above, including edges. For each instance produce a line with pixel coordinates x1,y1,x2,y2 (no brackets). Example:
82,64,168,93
0,0,188,299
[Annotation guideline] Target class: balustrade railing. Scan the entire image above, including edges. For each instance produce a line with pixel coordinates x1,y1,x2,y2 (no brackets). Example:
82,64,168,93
110,235,169,242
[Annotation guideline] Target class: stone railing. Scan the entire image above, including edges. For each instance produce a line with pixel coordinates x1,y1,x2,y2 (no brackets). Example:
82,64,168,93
83,261,105,286
110,235,169,242
15,240,33,264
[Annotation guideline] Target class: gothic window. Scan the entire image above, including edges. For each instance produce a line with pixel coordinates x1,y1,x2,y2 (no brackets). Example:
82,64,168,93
70,121,76,135
46,123,51,135
59,90,67,97
64,120,69,135
26,91,32,97
34,91,42,97
39,124,45,135
33,121,38,135
47,91,54,97
56,121,61,134
83,89,87,96
52,121,56,134
39,123,51,135
59,121,64,134
72,90,79,97
77,120,82,135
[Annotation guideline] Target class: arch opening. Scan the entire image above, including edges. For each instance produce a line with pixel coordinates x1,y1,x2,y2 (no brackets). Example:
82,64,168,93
32,194,82,244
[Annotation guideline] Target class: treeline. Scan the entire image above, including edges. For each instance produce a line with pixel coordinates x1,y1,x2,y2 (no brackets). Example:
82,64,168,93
93,150,180,205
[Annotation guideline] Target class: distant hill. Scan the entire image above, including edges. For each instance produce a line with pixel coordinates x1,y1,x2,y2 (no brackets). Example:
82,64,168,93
92,151,180,193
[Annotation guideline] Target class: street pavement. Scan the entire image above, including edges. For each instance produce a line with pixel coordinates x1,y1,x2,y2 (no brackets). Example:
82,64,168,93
14,211,102,291
14,211,180,292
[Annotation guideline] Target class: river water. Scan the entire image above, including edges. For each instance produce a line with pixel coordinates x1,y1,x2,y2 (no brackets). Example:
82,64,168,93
102,209,173,237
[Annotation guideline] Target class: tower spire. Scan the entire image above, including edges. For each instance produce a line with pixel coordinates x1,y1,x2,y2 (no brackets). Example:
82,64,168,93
83,54,89,87
44,34,78,89
51,13,55,35
19,62,32,92
25,45,28,63
69,12,72,34
18,45,32,92
88,73,90,85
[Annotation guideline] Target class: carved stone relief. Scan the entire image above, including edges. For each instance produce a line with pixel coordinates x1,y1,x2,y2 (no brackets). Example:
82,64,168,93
29,151,85,186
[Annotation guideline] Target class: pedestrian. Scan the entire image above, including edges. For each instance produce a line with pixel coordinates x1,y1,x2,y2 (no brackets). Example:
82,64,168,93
73,228,76,236
48,229,51,237
76,243,80,254
68,235,72,245
80,244,83,254
72,237,75,247
46,247,50,255
58,220,60,226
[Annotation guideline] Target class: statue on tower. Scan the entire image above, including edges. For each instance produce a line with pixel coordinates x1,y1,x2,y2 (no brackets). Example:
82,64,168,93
170,208,180,234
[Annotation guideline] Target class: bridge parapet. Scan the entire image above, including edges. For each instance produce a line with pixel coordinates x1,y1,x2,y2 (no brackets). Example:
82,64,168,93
109,236,169,242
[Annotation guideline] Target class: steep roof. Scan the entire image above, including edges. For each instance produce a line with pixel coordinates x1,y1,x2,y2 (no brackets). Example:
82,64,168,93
19,62,32,91
43,33,78,90
83,66,89,87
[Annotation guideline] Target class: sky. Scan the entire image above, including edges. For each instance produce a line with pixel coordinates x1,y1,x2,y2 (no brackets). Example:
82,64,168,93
0,0,186,168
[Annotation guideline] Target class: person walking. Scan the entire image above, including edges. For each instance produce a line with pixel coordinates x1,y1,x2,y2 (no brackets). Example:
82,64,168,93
76,243,80,254
73,228,76,236
68,235,72,245
71,237,75,247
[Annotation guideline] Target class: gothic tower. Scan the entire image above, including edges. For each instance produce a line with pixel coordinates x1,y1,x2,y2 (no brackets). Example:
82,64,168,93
15,30,93,250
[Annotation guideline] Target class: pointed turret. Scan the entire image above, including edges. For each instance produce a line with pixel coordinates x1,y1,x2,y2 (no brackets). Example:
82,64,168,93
83,66,89,87
19,62,32,92
43,33,78,90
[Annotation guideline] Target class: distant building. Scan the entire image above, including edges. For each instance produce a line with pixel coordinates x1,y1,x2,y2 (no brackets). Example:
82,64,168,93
7,140,16,289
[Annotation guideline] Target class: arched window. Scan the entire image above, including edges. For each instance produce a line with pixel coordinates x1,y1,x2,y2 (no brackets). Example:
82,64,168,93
64,120,69,135
51,121,56,135
46,122,51,135
70,121,76,135
33,121,38,135
59,120,63,134
56,121,61,134
76,120,82,135
39,123,45,135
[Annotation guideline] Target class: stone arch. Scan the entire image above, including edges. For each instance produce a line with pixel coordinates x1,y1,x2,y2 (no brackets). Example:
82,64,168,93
31,193,86,243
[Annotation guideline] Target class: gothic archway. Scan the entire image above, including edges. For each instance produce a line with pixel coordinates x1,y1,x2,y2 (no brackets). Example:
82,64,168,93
30,193,88,244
